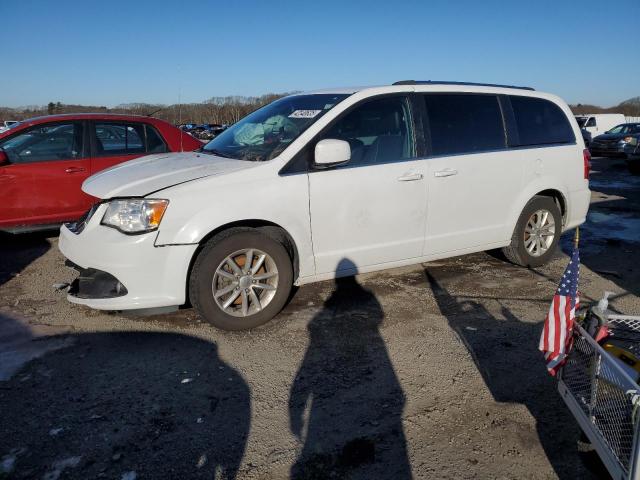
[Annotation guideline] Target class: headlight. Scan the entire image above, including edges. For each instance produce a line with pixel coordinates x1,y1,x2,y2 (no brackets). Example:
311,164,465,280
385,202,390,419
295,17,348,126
101,199,169,234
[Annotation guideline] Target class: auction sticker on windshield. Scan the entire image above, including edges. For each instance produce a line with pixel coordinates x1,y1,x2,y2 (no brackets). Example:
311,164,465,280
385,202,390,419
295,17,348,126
289,110,322,119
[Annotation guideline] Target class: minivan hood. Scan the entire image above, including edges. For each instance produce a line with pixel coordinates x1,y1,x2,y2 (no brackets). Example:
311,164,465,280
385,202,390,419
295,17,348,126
83,152,257,199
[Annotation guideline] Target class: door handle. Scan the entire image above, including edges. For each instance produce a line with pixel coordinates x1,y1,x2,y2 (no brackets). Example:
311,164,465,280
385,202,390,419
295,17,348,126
434,169,458,178
397,173,424,182
65,167,86,174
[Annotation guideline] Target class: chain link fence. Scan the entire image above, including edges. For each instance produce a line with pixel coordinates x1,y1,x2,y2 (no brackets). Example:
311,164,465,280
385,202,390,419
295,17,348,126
559,316,640,479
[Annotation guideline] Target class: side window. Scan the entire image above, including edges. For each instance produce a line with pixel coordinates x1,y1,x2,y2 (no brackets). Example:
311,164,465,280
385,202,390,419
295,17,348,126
585,117,596,127
0,123,84,164
320,96,415,166
94,123,146,156
126,126,144,153
424,94,506,156
509,96,575,146
145,125,168,153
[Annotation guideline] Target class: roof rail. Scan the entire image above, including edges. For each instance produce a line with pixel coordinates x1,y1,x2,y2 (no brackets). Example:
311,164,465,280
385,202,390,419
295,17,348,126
392,80,535,91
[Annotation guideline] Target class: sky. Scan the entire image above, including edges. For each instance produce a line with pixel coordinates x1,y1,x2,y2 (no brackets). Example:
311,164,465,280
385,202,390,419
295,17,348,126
1,0,638,108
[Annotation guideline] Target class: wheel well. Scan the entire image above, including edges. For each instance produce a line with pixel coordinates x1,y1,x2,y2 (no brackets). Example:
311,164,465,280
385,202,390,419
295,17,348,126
184,220,300,306
535,189,566,223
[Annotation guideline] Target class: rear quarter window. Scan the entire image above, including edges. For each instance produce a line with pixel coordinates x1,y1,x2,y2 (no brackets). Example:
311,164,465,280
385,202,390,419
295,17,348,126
145,124,168,153
509,96,575,146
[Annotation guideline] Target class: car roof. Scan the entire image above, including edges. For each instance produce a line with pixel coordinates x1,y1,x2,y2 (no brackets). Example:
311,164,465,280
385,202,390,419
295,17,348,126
301,81,537,96
297,83,568,106
294,86,372,95
12,113,167,127
304,79,583,99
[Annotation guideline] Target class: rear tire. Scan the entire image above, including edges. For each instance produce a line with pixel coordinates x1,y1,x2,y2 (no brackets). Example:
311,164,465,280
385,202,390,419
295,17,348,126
502,196,562,268
627,161,640,175
189,229,293,330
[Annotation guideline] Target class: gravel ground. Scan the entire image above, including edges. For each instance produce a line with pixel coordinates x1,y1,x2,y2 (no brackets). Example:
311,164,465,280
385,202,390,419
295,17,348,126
1,157,638,480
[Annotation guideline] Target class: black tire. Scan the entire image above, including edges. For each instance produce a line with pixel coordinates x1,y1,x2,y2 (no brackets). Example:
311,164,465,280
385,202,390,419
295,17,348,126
627,161,640,175
189,228,293,331
502,195,562,268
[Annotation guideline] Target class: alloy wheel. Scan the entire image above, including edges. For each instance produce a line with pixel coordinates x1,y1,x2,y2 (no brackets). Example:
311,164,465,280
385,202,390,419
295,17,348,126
212,248,279,317
523,209,556,257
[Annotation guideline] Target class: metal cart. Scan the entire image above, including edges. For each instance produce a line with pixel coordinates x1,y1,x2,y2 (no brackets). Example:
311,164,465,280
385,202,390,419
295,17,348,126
559,313,640,480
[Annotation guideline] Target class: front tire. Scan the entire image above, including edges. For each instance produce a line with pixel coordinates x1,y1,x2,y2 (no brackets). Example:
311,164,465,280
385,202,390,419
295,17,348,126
502,196,562,268
189,229,293,330
627,161,640,175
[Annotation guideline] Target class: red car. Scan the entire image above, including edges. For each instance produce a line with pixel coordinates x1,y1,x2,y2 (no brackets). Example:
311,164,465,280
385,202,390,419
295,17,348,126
0,114,201,232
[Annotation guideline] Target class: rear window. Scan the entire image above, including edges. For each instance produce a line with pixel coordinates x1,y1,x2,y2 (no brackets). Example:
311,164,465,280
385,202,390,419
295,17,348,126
145,125,168,153
93,122,167,155
509,96,575,146
423,94,506,156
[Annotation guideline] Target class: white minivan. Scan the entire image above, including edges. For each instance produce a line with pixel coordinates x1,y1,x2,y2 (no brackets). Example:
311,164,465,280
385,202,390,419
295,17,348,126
59,81,591,330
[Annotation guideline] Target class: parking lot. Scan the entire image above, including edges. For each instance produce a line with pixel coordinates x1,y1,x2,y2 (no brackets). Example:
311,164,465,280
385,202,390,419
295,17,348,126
1,156,638,479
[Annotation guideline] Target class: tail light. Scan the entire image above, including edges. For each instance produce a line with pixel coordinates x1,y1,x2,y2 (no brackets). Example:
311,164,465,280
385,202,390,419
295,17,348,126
583,148,591,180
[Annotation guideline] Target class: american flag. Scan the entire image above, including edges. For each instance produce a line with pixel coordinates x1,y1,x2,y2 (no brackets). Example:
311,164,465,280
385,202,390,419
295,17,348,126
539,245,580,375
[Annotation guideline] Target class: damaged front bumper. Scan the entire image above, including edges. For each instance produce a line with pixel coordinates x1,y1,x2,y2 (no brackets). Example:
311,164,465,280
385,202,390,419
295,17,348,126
65,260,128,299
58,204,198,311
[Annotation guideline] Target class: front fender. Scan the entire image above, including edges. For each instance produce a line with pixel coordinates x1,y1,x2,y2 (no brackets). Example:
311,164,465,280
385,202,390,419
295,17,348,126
154,171,315,279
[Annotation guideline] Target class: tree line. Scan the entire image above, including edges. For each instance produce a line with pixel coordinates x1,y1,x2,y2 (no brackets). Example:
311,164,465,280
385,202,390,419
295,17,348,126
570,96,640,117
0,93,291,125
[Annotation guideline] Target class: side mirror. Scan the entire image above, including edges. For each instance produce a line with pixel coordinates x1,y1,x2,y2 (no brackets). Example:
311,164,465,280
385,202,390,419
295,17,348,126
0,150,8,166
314,139,351,169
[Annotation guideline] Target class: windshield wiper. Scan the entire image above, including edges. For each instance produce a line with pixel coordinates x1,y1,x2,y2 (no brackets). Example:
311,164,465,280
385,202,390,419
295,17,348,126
201,148,234,159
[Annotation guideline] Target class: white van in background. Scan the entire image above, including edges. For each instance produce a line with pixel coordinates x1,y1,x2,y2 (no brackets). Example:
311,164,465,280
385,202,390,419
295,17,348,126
575,113,625,141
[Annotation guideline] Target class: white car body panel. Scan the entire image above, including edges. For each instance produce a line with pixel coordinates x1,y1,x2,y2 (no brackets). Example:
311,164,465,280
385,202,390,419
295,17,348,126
423,148,524,254
309,159,427,274
58,205,198,309
58,83,590,311
153,161,317,280
82,152,260,199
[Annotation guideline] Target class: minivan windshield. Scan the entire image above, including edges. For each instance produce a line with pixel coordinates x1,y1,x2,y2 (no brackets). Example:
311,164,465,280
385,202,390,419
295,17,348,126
575,116,587,128
201,94,349,161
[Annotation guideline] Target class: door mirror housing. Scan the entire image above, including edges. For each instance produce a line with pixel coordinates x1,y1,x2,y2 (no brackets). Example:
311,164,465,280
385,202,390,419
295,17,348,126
0,149,8,166
314,139,351,169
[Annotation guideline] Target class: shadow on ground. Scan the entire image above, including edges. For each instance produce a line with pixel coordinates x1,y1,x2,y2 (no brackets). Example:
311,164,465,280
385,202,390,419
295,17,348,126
0,232,52,287
288,259,411,479
425,267,609,480
0,319,250,480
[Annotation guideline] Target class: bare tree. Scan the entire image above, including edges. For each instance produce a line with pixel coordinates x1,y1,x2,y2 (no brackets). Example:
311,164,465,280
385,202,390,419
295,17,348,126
0,92,308,125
